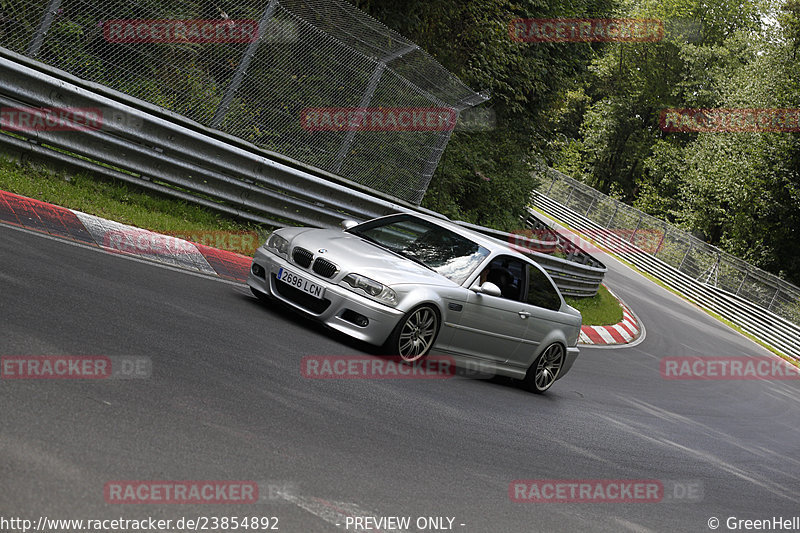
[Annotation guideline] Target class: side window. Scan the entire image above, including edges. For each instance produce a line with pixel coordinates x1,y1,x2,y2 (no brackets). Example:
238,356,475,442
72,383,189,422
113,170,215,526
481,256,526,302
527,265,561,310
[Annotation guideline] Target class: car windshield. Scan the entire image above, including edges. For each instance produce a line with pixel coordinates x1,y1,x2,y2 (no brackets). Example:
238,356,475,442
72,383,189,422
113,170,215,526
348,214,490,285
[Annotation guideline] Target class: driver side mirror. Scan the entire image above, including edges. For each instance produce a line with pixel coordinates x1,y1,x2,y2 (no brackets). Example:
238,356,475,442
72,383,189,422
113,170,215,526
340,219,358,231
472,281,502,297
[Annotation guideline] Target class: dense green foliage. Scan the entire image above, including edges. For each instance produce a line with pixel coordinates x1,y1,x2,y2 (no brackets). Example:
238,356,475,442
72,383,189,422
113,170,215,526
355,0,800,285
352,0,616,230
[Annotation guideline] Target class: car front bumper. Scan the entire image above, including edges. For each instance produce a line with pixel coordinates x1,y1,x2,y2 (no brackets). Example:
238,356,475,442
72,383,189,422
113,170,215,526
247,247,404,346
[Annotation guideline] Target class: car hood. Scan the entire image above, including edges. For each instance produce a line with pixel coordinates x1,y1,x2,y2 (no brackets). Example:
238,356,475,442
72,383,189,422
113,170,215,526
283,228,457,287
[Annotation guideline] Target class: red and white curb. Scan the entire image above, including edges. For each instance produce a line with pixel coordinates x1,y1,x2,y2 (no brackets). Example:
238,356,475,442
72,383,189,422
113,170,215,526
0,189,644,345
0,190,253,282
579,291,642,346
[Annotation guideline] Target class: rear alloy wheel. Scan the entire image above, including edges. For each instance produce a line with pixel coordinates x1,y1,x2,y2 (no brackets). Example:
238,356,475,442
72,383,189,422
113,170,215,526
523,343,565,394
385,305,440,362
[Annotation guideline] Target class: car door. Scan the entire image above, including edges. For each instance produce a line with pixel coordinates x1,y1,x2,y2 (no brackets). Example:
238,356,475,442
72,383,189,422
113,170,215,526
505,261,566,371
445,255,531,364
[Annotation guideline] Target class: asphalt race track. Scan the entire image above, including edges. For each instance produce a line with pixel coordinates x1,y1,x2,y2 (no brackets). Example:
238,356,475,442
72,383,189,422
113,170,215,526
1,222,799,533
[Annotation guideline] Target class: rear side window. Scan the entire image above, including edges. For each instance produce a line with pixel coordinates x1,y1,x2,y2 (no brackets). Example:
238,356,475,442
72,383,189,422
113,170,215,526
527,265,561,310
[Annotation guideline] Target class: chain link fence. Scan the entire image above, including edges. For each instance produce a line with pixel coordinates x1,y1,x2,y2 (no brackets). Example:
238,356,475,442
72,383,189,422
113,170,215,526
0,0,487,204
536,168,800,325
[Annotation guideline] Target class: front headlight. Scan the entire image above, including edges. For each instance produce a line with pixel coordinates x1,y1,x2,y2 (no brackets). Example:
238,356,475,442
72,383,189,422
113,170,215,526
265,233,289,257
342,274,397,306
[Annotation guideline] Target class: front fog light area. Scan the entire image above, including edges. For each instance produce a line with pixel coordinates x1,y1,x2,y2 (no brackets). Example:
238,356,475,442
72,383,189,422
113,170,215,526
342,274,397,305
251,263,266,278
341,309,370,327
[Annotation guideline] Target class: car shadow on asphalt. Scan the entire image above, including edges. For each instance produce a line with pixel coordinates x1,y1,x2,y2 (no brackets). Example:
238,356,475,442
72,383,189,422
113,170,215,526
238,289,559,397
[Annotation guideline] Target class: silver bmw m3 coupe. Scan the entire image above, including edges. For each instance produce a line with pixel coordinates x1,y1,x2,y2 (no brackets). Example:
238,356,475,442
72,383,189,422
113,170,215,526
248,212,582,393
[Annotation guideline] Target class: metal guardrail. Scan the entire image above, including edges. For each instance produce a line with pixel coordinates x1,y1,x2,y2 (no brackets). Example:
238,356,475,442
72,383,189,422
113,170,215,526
532,192,800,360
0,54,418,229
0,52,606,297
2,0,488,205
455,218,607,298
538,168,800,325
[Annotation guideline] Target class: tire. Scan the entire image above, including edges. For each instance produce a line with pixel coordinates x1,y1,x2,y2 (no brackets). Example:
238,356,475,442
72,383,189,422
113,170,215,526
383,304,440,362
522,343,565,394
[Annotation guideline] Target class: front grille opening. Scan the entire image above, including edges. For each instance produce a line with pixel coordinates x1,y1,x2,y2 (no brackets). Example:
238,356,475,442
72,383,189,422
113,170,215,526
272,274,331,314
313,257,338,278
292,247,313,268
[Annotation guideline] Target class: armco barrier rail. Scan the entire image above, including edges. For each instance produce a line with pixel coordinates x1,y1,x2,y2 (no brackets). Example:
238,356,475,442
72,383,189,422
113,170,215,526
532,191,800,360
538,169,800,325
2,0,488,205
0,52,606,296
455,218,607,298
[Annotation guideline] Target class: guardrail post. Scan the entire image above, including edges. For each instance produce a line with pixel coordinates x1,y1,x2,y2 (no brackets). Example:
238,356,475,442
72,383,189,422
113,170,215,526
211,0,280,128
27,0,63,57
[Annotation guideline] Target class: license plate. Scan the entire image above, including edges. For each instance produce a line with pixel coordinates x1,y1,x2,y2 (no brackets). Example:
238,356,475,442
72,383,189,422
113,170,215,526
277,267,325,299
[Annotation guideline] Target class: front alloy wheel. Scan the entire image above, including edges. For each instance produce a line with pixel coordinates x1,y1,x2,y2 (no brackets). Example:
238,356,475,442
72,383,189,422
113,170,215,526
523,343,565,393
386,305,440,362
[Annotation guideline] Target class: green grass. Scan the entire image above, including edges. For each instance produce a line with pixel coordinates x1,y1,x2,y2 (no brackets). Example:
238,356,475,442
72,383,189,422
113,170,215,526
0,156,272,252
566,284,624,326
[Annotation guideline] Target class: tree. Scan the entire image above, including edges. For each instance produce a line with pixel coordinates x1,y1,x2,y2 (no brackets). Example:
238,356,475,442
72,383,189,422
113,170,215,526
351,0,616,230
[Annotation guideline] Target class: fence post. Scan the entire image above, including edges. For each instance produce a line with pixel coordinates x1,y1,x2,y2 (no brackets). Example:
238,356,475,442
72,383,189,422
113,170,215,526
27,0,63,57
629,213,643,242
585,194,596,217
211,0,280,128
654,225,668,255
546,173,558,194
678,242,693,271
564,186,574,207
768,287,780,311
331,44,419,174
735,272,748,295
606,202,619,228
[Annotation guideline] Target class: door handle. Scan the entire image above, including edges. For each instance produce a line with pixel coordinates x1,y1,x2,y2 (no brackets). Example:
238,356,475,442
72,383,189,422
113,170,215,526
518,311,531,319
